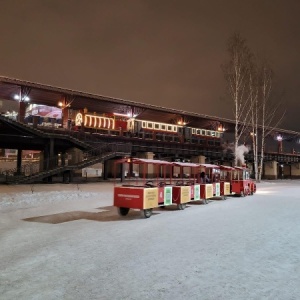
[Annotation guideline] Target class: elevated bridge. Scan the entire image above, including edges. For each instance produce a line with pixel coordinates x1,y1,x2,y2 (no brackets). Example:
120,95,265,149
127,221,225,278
1,76,300,182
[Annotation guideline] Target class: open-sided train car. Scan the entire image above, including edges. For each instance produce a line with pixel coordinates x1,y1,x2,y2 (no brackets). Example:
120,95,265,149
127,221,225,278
113,158,174,218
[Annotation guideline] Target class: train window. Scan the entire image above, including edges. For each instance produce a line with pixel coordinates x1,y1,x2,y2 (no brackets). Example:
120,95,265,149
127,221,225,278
167,125,172,131
128,120,134,131
156,133,162,141
211,131,216,136
215,132,220,138
178,127,183,133
192,128,195,134
173,126,177,132
207,131,211,136
142,121,146,128
147,122,153,129
154,123,160,129
161,124,166,130
196,129,201,135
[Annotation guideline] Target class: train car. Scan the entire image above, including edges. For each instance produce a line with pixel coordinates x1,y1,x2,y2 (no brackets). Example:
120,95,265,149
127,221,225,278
128,118,223,145
72,111,223,146
231,166,256,196
197,163,223,202
113,158,175,218
219,165,235,198
127,118,181,142
171,161,202,207
74,111,127,135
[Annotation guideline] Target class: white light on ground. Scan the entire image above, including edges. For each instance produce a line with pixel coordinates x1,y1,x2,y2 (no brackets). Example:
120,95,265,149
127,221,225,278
256,190,274,194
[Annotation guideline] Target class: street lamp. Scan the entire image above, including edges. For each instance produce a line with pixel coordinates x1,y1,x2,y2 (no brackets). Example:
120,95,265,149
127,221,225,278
277,135,283,153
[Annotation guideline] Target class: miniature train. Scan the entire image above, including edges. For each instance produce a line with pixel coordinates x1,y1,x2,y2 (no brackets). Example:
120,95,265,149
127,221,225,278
113,158,256,218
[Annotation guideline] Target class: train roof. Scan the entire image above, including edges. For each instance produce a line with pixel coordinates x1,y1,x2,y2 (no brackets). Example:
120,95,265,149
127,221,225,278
199,163,220,168
115,158,173,165
172,162,200,168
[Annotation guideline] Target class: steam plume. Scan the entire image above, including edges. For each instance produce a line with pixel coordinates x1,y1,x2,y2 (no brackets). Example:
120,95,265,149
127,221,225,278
236,144,249,166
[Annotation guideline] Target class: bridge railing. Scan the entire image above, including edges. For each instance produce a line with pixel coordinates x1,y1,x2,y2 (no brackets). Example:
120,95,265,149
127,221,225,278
0,142,132,182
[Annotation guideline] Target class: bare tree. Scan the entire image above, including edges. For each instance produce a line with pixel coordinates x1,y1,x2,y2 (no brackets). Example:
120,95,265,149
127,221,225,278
248,63,259,180
256,60,285,181
248,57,285,182
222,33,253,165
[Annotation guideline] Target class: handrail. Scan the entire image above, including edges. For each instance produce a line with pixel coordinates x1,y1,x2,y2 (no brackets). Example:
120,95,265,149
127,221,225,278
0,115,91,149
2,142,132,183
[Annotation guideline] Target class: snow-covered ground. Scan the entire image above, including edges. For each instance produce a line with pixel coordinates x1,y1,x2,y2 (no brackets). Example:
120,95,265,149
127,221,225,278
1,180,300,300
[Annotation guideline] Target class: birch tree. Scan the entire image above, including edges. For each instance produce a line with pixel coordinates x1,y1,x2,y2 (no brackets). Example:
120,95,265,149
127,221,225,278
256,60,285,181
249,58,285,182
248,63,259,180
222,33,253,165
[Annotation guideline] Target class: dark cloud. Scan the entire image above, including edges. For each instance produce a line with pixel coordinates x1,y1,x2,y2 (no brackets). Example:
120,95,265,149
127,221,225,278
0,0,299,130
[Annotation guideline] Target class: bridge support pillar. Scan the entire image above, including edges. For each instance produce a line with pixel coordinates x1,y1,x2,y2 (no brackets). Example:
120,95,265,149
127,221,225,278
63,170,73,183
291,163,300,179
61,151,67,166
191,155,206,164
263,161,278,179
138,152,155,178
18,101,26,123
69,148,83,164
16,149,22,175
39,152,44,172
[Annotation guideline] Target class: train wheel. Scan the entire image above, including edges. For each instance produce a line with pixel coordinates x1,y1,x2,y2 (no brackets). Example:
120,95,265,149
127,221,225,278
177,203,187,210
117,207,130,216
223,195,227,200
142,208,153,218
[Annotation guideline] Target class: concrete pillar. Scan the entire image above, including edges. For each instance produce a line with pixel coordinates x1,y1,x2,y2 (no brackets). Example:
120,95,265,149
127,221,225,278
138,152,155,178
63,170,72,183
104,159,120,179
264,161,278,180
191,155,206,164
283,164,291,179
39,151,44,172
291,163,300,179
16,149,22,175
61,151,67,166
68,148,83,164
103,160,109,180
18,101,26,123
62,107,69,129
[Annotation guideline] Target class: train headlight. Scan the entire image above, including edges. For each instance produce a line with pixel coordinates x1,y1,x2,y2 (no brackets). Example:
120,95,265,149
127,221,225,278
75,113,83,126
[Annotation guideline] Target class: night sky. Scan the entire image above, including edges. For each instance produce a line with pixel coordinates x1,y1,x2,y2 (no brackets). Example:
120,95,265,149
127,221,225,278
0,0,299,131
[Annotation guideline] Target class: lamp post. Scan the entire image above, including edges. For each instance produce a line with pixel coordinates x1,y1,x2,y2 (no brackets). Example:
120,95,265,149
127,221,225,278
277,135,283,153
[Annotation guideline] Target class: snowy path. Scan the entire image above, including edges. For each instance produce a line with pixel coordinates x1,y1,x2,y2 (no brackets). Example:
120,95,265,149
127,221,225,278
1,181,300,300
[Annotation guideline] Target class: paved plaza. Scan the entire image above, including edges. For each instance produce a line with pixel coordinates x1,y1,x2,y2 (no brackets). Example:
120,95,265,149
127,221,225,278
1,181,299,300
